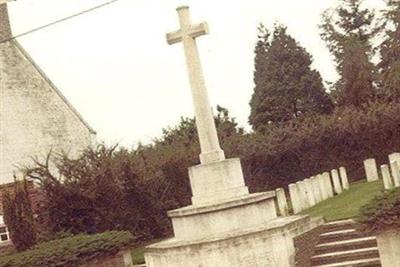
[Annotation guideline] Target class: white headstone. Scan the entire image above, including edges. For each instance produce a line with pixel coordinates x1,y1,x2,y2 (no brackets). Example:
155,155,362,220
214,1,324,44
317,174,329,200
323,172,334,198
311,176,322,203
390,161,400,188
296,181,309,210
364,158,379,182
339,166,350,190
304,178,316,206
331,169,343,194
289,183,302,214
381,164,394,190
389,153,400,187
275,188,289,216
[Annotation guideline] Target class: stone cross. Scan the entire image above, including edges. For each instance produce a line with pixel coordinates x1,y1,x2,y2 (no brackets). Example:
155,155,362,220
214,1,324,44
166,6,225,164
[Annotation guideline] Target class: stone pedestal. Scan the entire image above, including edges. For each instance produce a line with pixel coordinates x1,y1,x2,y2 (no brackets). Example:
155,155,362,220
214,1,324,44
376,230,400,267
189,158,249,205
145,160,322,267
145,216,322,267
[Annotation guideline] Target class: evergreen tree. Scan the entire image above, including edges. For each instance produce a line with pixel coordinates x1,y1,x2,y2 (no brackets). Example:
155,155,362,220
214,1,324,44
3,178,37,251
378,0,400,100
249,24,333,131
320,0,379,106
341,37,375,106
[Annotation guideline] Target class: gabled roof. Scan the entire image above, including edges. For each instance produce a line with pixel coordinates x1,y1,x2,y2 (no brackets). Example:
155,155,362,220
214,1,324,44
0,2,96,135
11,40,97,134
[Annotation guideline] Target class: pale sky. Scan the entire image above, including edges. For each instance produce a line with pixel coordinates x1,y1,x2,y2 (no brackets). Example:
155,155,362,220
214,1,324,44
6,0,386,147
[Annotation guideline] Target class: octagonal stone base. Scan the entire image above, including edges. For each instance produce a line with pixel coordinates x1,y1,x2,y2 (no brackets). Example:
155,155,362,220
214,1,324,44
169,191,277,240
145,215,323,267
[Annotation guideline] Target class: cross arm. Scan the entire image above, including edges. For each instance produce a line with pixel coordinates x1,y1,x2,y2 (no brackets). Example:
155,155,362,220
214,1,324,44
166,22,209,45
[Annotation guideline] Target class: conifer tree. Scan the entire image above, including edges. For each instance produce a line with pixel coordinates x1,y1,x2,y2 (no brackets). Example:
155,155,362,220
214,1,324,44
378,0,400,100
320,0,379,106
249,24,333,131
3,178,36,251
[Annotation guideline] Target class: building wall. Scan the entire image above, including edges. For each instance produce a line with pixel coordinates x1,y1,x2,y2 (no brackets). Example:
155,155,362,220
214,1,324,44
0,3,95,183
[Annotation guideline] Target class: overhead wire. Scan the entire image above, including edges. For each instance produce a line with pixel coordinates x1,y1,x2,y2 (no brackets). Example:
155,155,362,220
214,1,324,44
0,0,121,44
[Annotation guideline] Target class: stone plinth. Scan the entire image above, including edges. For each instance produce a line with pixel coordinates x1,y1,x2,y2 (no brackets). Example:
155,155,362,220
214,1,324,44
364,158,379,182
169,192,276,240
145,216,323,267
376,230,400,267
189,158,249,205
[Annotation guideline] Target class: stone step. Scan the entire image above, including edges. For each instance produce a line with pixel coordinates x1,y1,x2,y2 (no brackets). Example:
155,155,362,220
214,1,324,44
313,257,381,267
315,236,378,254
319,229,366,243
322,219,358,232
311,247,380,266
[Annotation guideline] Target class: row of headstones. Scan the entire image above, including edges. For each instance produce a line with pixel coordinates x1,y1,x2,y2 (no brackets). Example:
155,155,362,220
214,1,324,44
275,167,349,216
364,152,400,189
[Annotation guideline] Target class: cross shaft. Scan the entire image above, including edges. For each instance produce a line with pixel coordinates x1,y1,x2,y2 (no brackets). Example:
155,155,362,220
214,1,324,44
166,6,225,164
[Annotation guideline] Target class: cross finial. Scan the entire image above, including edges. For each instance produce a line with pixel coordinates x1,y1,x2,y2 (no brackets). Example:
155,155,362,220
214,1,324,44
166,6,209,45
166,6,225,164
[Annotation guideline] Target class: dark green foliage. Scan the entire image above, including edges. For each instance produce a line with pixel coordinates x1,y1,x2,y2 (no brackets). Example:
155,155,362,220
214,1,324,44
2,179,37,251
378,0,400,101
230,102,400,191
341,37,375,107
27,146,166,240
320,0,379,106
27,107,243,239
357,188,400,234
249,24,333,131
27,102,400,242
0,230,134,267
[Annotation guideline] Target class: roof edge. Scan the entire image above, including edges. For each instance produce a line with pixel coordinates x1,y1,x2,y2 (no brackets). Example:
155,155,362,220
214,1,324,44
12,40,97,135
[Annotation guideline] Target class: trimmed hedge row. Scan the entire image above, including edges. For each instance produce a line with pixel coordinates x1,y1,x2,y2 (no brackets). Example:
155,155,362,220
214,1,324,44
357,188,400,234
0,231,134,267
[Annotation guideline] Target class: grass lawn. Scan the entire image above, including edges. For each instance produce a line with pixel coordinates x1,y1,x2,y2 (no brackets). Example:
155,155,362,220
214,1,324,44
301,180,384,221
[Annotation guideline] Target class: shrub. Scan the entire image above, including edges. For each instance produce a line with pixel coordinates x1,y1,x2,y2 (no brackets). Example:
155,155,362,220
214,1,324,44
26,102,400,240
0,230,135,267
357,188,400,234
2,179,37,251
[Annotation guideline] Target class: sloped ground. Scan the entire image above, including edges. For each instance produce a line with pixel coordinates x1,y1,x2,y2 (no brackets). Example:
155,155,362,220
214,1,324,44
301,180,383,221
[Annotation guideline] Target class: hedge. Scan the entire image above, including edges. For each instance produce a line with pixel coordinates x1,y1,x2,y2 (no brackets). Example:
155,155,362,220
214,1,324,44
357,188,400,234
0,231,134,267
